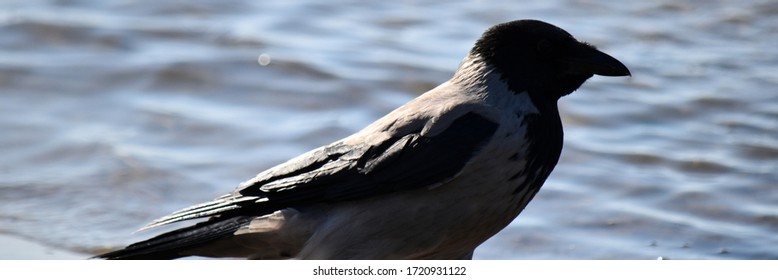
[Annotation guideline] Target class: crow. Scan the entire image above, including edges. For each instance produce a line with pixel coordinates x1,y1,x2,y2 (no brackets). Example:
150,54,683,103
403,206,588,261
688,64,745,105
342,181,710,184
96,19,630,260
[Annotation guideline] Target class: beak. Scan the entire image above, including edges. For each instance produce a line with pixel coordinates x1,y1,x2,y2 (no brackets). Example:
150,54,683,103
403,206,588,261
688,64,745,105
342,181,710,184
563,44,631,77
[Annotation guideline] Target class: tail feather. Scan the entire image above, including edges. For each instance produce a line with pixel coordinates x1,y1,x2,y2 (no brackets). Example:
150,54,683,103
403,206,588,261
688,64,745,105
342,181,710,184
95,216,252,260
138,195,259,231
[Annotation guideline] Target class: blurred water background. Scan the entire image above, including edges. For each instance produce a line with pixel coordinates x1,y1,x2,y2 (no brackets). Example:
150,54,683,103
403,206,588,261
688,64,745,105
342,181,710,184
1,0,776,259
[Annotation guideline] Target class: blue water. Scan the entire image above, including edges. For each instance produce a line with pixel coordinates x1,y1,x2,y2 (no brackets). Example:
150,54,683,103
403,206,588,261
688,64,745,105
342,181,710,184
0,0,776,259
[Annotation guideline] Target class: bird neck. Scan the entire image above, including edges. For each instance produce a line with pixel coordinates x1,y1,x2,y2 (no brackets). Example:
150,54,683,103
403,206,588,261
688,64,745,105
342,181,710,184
451,54,562,118
450,54,528,108
452,53,564,166
450,54,494,92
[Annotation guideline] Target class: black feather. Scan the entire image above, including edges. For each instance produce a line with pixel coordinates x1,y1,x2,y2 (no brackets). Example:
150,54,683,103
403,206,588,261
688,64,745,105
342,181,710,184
242,111,499,205
96,112,498,259
95,216,252,260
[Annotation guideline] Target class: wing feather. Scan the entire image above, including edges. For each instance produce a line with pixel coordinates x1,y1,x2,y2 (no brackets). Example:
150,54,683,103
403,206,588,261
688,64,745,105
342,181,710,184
141,110,499,231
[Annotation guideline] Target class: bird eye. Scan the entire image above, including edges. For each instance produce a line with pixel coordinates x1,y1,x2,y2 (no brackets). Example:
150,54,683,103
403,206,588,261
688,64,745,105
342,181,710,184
536,39,552,53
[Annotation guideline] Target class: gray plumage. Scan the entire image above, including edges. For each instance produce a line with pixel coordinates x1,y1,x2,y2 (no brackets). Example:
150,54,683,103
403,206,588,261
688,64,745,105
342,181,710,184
96,19,629,260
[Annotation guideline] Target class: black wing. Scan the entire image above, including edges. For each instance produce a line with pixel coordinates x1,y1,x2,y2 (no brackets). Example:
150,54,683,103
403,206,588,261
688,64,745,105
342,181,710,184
143,111,499,229
96,111,499,259
244,111,500,206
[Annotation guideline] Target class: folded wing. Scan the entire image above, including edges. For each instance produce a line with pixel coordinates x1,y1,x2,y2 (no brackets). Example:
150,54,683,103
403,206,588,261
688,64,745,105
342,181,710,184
96,109,499,259
145,110,499,229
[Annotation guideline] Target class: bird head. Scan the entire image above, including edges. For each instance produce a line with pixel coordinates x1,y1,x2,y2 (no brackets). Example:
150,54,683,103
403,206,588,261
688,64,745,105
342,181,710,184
470,20,630,103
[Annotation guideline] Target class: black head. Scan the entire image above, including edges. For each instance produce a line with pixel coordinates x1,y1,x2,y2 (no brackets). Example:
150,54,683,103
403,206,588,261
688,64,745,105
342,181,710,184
471,20,630,104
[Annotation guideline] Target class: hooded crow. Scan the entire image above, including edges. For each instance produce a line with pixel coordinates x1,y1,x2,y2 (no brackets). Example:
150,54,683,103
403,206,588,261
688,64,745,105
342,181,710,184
96,19,630,260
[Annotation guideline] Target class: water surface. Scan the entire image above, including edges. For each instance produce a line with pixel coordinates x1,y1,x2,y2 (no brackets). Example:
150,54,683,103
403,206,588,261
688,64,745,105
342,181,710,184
0,0,776,259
